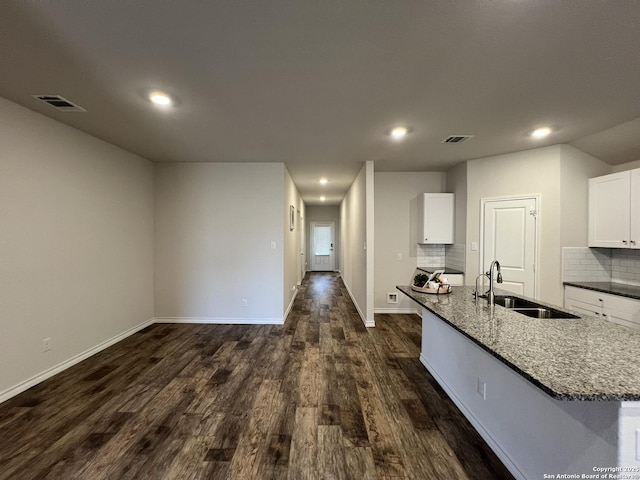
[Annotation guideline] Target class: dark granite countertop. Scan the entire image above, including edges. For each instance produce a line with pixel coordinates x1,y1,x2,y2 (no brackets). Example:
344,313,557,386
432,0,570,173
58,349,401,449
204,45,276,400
563,281,640,301
397,285,640,401
417,266,465,275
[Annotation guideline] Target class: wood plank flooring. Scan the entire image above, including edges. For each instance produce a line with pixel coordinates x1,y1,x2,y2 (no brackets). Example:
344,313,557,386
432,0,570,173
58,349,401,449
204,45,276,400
0,272,514,479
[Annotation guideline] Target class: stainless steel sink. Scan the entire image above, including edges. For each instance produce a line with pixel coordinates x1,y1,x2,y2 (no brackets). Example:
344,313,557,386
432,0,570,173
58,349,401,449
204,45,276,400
512,307,579,319
494,295,538,309
493,295,580,319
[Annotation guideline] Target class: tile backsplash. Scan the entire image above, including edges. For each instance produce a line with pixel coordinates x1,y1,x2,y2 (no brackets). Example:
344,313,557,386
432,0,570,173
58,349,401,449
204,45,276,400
445,243,465,271
611,250,640,285
416,244,445,268
562,247,640,286
417,243,465,271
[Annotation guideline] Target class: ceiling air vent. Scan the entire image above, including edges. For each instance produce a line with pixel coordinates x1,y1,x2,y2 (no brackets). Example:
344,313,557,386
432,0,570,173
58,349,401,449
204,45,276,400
32,95,86,112
442,135,474,144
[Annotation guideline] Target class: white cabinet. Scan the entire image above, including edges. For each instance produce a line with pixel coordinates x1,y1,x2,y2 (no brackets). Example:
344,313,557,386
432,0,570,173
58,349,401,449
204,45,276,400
564,285,640,330
444,273,464,286
631,169,640,247
416,193,454,244
588,169,640,248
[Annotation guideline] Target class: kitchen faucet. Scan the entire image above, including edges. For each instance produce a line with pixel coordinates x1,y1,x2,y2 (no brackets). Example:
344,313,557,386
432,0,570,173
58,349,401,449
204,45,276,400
473,260,503,305
486,260,503,306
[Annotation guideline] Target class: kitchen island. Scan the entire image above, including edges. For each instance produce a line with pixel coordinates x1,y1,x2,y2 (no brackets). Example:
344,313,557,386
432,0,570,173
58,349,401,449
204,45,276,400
398,285,640,480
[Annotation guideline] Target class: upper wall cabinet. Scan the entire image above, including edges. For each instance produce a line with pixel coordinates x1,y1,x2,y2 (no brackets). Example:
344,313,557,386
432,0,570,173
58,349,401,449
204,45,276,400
588,169,640,248
416,193,454,244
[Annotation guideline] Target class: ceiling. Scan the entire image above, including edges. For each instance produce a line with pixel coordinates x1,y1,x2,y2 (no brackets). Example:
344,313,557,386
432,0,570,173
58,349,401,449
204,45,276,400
1,1,640,205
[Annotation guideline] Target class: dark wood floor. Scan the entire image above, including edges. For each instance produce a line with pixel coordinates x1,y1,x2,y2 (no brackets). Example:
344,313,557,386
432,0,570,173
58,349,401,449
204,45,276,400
0,272,513,480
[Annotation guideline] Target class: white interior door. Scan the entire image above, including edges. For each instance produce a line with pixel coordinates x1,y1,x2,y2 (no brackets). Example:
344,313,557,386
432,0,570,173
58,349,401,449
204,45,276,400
310,222,335,271
482,197,537,297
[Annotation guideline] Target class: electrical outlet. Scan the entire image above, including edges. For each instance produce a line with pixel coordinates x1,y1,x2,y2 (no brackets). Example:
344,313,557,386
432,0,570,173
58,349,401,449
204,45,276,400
397,253,403,261
241,298,248,307
42,337,51,352
476,378,487,400
270,241,276,250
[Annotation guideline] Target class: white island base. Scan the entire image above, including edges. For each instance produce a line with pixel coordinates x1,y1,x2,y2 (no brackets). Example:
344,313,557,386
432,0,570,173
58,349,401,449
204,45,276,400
420,308,640,480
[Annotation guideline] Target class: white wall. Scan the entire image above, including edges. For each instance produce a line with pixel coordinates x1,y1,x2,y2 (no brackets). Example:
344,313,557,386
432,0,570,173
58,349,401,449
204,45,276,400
460,144,612,306
0,97,154,400
306,205,340,271
466,145,563,305
446,162,467,246
154,162,286,323
340,161,374,326
612,159,640,172
559,145,611,247
374,172,446,312
284,168,304,317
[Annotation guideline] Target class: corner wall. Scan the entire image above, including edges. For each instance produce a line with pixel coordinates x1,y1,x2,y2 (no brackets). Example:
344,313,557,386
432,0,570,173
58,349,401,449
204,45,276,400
374,172,446,313
340,161,374,326
612,159,640,172
154,162,286,323
466,145,563,305
559,145,611,247
0,97,154,400
446,162,467,247
284,168,304,317
463,144,612,306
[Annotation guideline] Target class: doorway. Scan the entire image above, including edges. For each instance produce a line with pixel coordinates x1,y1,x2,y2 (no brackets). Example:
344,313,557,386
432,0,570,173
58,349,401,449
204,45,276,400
310,222,335,271
481,195,538,297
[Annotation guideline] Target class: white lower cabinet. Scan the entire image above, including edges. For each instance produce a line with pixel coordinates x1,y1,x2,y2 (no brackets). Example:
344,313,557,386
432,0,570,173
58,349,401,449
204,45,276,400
564,285,640,330
444,273,464,286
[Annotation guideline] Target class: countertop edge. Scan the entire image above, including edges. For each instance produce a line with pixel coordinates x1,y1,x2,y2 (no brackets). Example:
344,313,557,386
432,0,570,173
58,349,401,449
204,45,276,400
397,285,640,401
563,281,640,301
417,267,465,276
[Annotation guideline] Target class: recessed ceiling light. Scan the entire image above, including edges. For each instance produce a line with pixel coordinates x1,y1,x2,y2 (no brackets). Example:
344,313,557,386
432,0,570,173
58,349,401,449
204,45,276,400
319,178,328,185
531,127,552,139
320,196,326,202
389,126,411,140
149,91,172,106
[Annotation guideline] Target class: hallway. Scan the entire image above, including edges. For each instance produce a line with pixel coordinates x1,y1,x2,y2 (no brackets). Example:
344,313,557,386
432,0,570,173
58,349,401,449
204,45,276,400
0,272,512,479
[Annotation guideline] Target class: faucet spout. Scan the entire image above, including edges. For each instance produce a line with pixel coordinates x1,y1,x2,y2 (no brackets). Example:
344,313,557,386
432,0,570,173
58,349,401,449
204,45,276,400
487,260,502,306
473,273,487,300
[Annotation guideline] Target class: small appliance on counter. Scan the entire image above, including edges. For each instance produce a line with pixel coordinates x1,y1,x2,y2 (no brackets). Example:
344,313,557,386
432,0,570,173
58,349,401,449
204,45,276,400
411,268,451,294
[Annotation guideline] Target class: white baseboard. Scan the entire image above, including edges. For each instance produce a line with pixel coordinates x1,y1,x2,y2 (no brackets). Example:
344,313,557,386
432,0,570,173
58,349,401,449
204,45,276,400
0,317,155,405
373,307,419,314
154,317,284,325
283,287,299,321
340,274,375,328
